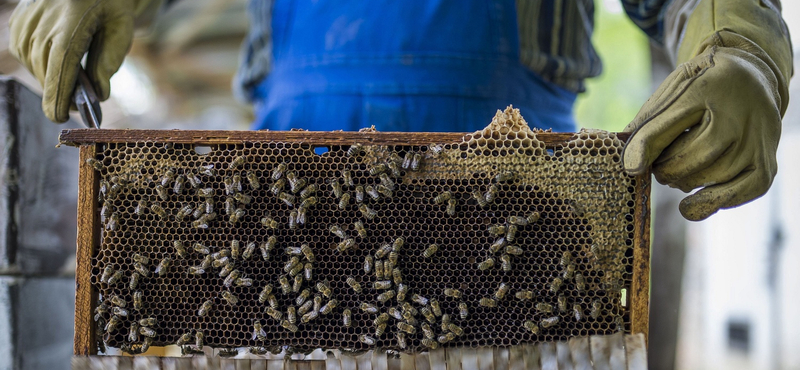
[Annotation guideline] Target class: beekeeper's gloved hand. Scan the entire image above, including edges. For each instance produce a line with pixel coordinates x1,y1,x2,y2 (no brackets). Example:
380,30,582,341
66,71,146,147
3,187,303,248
623,0,792,221
9,0,162,123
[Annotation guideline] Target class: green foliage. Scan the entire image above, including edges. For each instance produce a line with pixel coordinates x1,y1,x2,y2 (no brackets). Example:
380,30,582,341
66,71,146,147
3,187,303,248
574,4,652,132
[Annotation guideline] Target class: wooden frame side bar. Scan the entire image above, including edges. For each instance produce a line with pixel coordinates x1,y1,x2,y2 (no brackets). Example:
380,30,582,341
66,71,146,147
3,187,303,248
75,144,100,355
59,129,630,147
630,174,652,344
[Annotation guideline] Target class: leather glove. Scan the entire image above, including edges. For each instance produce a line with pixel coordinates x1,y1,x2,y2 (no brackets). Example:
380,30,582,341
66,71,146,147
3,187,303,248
623,0,792,221
9,0,162,123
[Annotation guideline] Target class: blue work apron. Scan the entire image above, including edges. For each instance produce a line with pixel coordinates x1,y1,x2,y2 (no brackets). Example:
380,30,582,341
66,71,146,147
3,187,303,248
251,0,577,132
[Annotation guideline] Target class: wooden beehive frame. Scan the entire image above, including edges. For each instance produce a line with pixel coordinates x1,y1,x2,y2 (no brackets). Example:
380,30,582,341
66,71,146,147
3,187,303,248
60,129,650,356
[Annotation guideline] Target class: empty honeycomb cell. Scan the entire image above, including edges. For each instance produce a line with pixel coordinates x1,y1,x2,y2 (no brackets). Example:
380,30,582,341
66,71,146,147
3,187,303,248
86,107,641,354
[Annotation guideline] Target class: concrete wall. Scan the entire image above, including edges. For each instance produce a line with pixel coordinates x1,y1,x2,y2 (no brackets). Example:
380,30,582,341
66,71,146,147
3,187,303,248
0,77,79,370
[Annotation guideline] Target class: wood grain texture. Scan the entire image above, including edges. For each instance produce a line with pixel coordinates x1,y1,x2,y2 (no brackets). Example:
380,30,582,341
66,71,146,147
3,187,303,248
74,145,100,356
59,129,631,148
630,174,652,344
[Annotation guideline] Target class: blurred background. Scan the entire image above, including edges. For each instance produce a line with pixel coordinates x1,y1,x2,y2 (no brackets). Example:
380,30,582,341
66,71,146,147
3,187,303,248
0,0,798,369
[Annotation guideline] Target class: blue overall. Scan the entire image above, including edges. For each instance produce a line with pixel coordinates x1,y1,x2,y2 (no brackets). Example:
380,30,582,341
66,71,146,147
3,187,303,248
251,0,577,132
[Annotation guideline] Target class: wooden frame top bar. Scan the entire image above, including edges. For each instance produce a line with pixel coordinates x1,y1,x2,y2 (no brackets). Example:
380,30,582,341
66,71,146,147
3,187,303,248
60,129,631,147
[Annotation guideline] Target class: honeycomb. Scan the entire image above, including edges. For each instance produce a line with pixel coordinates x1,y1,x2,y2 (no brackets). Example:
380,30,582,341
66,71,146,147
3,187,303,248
87,107,640,356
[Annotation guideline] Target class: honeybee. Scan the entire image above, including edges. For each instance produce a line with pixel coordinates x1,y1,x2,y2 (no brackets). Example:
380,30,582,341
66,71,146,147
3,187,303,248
198,164,215,177
508,216,528,226
401,152,414,170
153,257,170,276
320,299,338,315
298,299,313,315
575,272,585,292
346,277,362,293
192,205,205,219
364,256,374,273
428,143,444,155
258,284,274,304
104,315,120,333
138,317,157,327
261,216,278,230
500,254,512,272
506,224,517,243
342,168,354,187
550,277,563,293
242,242,256,260
343,309,352,327
292,274,303,292
229,155,246,170
198,300,213,316
444,288,462,299
352,186,364,204
110,307,128,319
150,204,167,220
471,190,489,207
411,153,422,171
282,320,301,332
369,163,388,176
396,332,408,349
329,179,344,198
230,240,241,260
223,270,241,288
175,204,192,222
284,256,300,273
388,159,402,177
379,173,394,189
252,321,267,341
560,251,572,267
591,300,602,319
100,203,113,220
316,281,333,298
85,158,103,171
523,320,540,334
294,289,310,306
397,283,408,302
337,238,356,253
360,302,379,314
278,192,295,207
397,322,417,335
535,302,554,314
541,316,559,328
101,266,115,283
365,185,379,200
133,262,150,277
557,295,568,313
287,306,297,325
106,212,119,231
245,171,260,190
196,187,215,198
433,191,452,205
563,263,575,279
391,268,403,285
288,210,298,229
402,302,419,316
411,294,429,306
574,303,584,322
265,307,282,321
329,225,348,239
378,290,396,303
422,339,439,349
219,261,234,277
177,332,193,346
346,143,364,157
155,184,168,201
505,245,523,255
234,193,252,205
301,310,319,323
223,197,236,216
271,178,286,196
478,257,495,270
195,330,204,349
376,184,393,198
212,256,230,268
479,297,497,307
173,175,185,195
134,199,147,216
339,193,351,210
383,260,393,279
526,211,541,224
495,283,509,300
108,271,123,286
217,348,241,358
446,199,457,216
129,272,140,290
489,237,507,254
222,291,238,305
447,323,464,336
614,316,624,331
514,290,533,301
288,173,306,194
496,171,516,183
261,237,277,260
272,163,287,180
300,184,317,199
421,322,435,339
184,172,201,189
351,221,368,239
421,308,435,324
359,334,376,346
108,294,126,308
